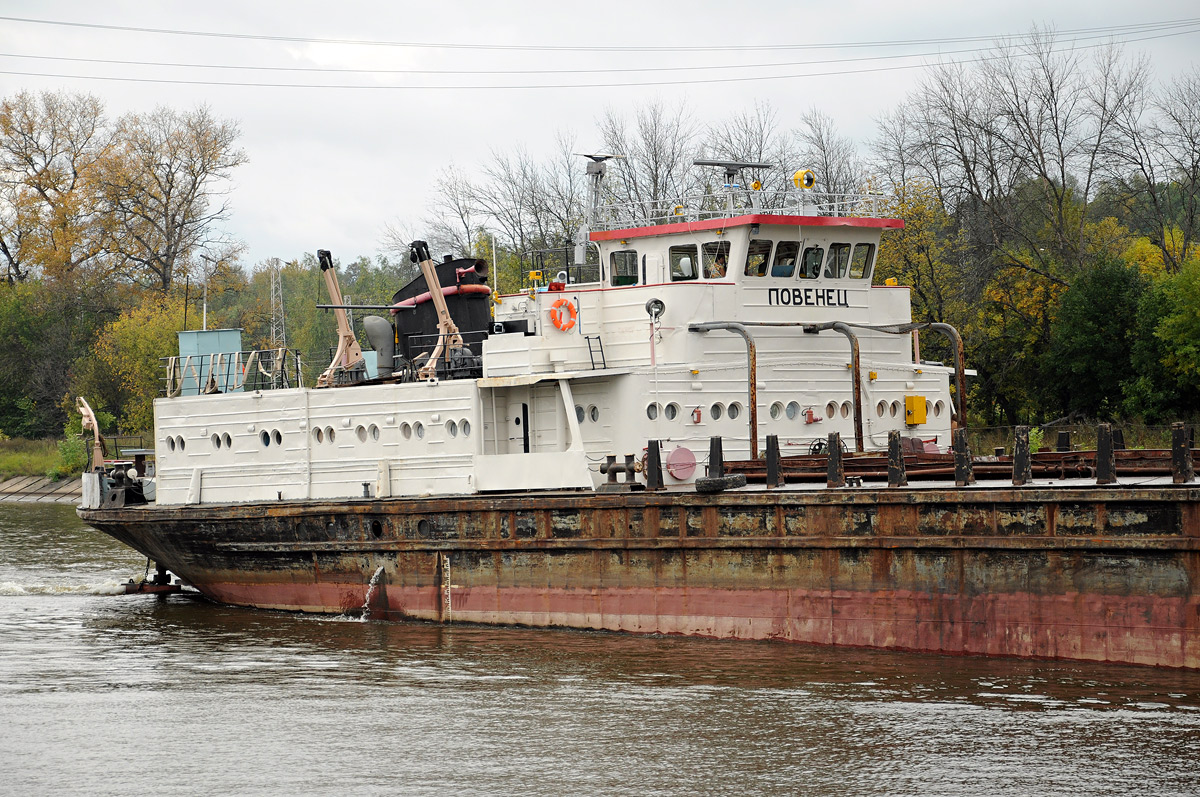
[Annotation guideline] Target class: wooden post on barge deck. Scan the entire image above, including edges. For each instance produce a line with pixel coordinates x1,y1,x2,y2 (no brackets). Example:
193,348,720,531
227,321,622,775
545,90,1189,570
646,440,665,491
887,430,907,487
1012,426,1032,486
708,436,724,479
1096,423,1116,485
826,433,845,488
765,435,781,488
1172,422,1194,484
953,428,976,487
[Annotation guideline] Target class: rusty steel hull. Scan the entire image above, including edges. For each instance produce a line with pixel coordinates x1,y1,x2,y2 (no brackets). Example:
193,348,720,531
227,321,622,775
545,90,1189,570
78,485,1200,668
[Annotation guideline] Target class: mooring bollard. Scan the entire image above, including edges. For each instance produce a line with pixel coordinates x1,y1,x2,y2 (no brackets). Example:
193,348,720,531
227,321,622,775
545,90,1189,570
646,440,664,491
888,430,908,487
1171,422,1195,485
1012,426,1032,486
826,432,845,488
766,434,781,488
708,436,724,479
1112,427,1125,450
953,428,976,487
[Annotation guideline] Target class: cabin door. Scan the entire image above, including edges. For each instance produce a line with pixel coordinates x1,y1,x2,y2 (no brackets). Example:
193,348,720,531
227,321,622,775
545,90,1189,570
505,390,531,454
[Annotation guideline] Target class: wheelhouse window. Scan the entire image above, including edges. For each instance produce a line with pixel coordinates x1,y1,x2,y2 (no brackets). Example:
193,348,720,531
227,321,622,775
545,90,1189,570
702,241,731,278
669,244,699,281
824,243,851,278
743,240,773,277
850,243,875,279
610,250,638,286
771,241,800,278
800,246,823,279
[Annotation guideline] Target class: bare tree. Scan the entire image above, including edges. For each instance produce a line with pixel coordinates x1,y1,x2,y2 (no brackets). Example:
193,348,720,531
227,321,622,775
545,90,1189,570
1106,66,1200,273
97,105,247,290
421,165,480,258
794,108,863,195
878,31,1148,289
703,100,799,192
598,99,702,224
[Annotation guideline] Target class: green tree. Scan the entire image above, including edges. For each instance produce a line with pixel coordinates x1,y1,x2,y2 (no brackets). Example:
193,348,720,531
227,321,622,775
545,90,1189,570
1046,259,1145,418
92,294,186,433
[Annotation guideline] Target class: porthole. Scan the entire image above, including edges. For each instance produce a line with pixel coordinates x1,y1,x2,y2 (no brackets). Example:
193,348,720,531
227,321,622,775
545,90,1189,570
273,429,282,445
370,520,383,539
177,436,186,451
665,403,680,421
460,419,471,437
166,437,176,452
710,403,724,420
647,403,660,421
369,424,380,441
876,400,887,417
261,430,271,447
786,401,800,420
356,425,368,442
414,422,425,439
840,401,851,418
313,427,324,444
934,400,944,418
211,433,222,449
446,419,458,437
588,405,599,423
575,405,585,424
826,402,838,419
400,422,412,440
890,400,900,418
222,432,232,448
769,402,783,420
325,427,336,443
728,402,742,420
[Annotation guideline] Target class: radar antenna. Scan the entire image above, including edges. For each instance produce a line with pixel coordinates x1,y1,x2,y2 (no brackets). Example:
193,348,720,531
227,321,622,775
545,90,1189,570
694,159,775,211
574,153,623,267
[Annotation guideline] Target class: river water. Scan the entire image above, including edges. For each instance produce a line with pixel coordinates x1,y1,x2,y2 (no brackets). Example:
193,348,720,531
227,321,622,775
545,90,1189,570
2,503,1200,796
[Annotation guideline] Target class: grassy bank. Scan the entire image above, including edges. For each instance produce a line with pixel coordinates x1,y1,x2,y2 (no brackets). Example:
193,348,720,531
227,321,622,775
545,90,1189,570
0,439,59,481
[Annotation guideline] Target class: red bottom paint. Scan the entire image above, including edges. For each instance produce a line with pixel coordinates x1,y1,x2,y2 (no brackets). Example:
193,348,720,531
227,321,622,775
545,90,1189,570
201,580,1200,669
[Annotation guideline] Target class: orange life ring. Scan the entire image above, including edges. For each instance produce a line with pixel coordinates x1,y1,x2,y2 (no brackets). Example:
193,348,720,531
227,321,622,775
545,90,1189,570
549,298,577,331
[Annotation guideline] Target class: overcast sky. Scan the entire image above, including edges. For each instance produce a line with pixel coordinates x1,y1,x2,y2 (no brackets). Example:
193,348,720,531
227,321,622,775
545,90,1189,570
1,1,1197,269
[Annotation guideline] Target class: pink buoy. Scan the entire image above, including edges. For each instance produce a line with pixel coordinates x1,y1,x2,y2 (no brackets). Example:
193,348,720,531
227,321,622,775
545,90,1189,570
666,446,697,480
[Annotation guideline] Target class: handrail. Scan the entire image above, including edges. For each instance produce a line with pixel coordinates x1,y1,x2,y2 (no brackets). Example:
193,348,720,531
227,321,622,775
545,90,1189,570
688,322,759,459
739,319,969,432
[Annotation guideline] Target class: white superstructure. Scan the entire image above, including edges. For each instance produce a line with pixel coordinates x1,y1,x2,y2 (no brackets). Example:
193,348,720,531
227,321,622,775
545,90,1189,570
151,163,959,506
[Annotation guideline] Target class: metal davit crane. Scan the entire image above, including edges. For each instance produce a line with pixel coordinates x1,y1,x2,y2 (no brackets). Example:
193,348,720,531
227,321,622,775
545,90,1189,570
315,249,366,388
409,240,464,381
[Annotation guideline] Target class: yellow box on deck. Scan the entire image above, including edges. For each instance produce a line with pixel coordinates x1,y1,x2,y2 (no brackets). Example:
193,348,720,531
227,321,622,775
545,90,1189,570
905,395,927,425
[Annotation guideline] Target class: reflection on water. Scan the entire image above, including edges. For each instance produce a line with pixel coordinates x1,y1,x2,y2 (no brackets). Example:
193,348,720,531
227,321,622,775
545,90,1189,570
2,504,1200,796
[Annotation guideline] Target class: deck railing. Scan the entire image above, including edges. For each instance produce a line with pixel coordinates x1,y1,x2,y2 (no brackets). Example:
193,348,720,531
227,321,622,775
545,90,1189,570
593,190,888,231
161,348,303,396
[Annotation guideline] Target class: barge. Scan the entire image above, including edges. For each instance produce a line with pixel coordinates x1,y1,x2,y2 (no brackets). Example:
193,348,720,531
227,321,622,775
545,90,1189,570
77,159,1200,668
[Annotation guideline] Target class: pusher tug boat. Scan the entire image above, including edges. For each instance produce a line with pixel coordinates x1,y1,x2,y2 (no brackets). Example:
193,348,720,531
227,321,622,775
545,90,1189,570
78,159,1200,668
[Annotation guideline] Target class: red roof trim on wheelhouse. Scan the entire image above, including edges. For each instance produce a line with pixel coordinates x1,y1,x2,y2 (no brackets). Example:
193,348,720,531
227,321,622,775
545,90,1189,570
590,214,904,242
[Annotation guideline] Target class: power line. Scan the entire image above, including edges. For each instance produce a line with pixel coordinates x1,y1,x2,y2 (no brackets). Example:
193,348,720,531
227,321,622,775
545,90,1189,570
0,13,1197,53
0,25,1195,91
0,19,1194,77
